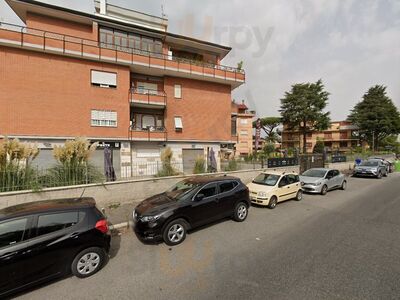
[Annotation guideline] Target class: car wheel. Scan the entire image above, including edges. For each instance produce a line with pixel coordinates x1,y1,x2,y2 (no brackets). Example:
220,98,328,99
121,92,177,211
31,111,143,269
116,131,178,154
72,247,106,278
383,171,388,177
377,171,382,179
268,196,278,209
341,180,347,190
321,185,328,195
233,202,248,222
295,190,303,201
163,219,187,246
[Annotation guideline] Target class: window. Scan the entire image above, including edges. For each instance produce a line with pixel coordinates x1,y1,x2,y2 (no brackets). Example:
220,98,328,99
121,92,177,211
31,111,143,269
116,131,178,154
91,70,117,88
174,117,183,131
340,141,348,148
37,212,79,236
240,119,248,125
91,110,117,127
279,176,289,187
198,184,217,198
136,82,158,94
0,218,28,248
306,142,313,148
287,174,299,184
174,84,182,98
142,115,156,129
219,181,238,193
231,117,237,135
240,130,248,136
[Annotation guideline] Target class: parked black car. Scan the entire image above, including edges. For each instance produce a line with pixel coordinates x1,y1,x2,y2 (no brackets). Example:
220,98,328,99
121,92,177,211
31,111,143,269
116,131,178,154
133,176,250,246
0,197,111,298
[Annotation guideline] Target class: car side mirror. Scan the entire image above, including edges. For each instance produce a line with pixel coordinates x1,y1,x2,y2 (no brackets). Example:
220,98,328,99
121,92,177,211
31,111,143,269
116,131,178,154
195,193,205,201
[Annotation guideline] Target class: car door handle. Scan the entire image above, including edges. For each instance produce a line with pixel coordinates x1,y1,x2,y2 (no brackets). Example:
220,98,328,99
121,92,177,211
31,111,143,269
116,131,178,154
70,232,80,239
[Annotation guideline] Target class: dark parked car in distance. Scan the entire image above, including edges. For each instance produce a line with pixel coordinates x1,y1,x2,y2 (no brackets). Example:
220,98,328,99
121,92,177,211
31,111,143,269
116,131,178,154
133,176,250,246
0,198,111,298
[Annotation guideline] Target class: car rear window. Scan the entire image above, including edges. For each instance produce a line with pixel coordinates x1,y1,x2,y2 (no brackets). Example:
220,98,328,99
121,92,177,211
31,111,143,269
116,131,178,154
0,218,28,248
37,211,79,236
219,181,238,193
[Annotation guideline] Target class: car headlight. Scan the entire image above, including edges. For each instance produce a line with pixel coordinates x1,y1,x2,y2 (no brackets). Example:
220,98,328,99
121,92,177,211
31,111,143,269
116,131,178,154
309,182,322,186
371,168,377,172
257,191,268,198
141,214,161,222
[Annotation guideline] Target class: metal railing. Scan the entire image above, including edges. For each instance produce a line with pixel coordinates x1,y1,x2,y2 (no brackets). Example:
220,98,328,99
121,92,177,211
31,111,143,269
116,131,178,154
128,126,168,141
129,88,167,106
0,22,245,81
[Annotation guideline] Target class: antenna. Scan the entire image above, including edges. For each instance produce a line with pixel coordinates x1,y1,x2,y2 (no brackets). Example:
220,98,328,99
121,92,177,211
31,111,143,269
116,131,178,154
161,0,166,18
79,187,86,199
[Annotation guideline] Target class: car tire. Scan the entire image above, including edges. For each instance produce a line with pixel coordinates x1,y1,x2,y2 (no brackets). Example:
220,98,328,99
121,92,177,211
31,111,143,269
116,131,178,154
233,202,248,222
268,196,278,209
71,247,106,278
163,219,187,246
383,171,388,177
377,171,382,179
341,180,347,190
295,190,303,201
321,185,328,195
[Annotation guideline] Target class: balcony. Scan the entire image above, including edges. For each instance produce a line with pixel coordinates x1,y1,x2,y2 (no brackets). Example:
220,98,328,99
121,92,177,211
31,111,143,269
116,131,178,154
129,88,166,109
0,22,245,88
128,126,167,142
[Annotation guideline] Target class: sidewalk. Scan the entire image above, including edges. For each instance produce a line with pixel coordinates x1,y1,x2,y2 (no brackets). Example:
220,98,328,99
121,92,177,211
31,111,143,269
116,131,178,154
104,201,138,227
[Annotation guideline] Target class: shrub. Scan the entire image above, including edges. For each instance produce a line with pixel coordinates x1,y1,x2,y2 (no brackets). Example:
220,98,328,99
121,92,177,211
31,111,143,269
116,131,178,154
48,137,103,187
313,140,325,154
157,147,179,177
193,156,206,174
224,159,238,171
0,138,40,192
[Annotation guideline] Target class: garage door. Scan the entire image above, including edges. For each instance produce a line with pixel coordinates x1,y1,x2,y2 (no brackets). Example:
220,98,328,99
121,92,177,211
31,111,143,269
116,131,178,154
90,149,121,179
182,149,204,174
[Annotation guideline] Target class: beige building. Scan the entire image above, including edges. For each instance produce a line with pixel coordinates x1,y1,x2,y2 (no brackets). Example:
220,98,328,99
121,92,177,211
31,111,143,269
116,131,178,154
282,121,360,153
221,101,254,158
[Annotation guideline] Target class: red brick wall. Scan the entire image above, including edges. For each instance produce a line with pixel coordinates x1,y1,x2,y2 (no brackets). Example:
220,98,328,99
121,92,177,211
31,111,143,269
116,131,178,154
0,47,130,139
164,77,232,142
26,13,98,41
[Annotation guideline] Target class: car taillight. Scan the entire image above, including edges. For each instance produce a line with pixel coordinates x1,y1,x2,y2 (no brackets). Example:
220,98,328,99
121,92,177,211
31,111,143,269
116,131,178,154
95,219,109,233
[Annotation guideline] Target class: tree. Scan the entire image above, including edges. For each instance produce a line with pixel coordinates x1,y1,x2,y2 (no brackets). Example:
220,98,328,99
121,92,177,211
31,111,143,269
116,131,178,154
253,117,281,143
280,79,331,154
348,85,400,151
313,139,325,154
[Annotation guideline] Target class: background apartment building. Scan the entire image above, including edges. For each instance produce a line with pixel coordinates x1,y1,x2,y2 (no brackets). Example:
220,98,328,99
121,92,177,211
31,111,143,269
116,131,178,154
0,0,245,177
281,121,360,153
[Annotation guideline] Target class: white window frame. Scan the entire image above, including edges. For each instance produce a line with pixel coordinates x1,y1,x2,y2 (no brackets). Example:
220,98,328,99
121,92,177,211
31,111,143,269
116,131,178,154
91,70,117,88
174,117,183,130
174,84,182,99
91,110,118,127
240,119,248,125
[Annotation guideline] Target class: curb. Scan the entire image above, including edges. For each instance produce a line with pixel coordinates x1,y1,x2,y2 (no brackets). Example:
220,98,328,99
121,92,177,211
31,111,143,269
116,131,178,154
109,222,129,230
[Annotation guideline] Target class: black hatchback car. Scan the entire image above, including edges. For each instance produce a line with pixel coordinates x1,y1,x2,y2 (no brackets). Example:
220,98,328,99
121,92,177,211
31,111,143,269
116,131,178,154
133,176,250,246
0,197,111,297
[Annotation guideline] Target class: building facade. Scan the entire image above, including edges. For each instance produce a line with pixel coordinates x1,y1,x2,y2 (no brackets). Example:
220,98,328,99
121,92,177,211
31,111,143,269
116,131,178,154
0,0,245,177
281,121,360,153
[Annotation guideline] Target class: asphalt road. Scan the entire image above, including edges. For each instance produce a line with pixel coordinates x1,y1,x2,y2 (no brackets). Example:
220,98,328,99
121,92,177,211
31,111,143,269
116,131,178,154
16,173,400,300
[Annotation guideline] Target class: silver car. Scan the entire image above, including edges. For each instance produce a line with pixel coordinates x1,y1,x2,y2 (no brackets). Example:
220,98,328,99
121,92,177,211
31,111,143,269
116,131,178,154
300,168,347,195
353,159,388,178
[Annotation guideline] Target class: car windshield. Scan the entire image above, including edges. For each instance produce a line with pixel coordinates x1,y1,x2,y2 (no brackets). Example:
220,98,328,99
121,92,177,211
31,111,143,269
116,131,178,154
252,173,280,186
302,169,327,178
165,180,201,200
360,160,379,167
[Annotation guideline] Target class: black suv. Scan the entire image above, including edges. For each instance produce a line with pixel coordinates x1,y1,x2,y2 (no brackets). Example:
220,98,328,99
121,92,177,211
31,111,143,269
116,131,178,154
133,176,250,246
0,197,111,297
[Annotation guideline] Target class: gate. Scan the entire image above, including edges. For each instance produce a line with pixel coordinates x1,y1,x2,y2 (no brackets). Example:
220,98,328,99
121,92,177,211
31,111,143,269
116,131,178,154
299,154,325,174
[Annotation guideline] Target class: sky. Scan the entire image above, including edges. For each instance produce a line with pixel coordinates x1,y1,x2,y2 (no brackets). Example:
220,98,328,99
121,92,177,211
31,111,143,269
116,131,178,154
0,0,399,120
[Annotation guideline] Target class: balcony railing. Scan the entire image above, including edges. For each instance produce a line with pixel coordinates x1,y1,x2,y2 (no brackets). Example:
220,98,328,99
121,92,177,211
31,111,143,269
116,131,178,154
0,22,245,83
128,126,167,141
129,88,166,107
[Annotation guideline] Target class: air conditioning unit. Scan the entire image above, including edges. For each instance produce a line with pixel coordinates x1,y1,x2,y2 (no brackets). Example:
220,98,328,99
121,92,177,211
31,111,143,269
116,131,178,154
168,51,173,61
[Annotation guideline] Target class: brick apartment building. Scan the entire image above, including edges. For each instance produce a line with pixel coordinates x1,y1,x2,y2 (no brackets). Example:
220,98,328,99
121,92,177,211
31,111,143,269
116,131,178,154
0,0,245,177
281,121,360,153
